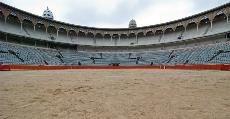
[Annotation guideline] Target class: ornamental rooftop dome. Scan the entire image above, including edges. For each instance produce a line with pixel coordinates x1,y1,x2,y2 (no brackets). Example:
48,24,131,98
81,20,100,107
42,7,54,20
129,19,137,28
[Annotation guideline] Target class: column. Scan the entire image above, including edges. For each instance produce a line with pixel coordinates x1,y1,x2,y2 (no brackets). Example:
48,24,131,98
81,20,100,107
93,35,97,45
57,30,59,38
4,17,7,24
196,23,199,31
45,27,48,40
135,35,138,44
111,35,113,42
227,15,229,23
20,22,23,31
118,35,121,42
76,33,78,42
210,20,213,30
45,27,48,34
162,31,165,42
67,31,69,42
33,25,36,31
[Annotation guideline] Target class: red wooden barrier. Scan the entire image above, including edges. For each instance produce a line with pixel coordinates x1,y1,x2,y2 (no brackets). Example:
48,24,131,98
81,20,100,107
0,65,10,71
0,64,230,71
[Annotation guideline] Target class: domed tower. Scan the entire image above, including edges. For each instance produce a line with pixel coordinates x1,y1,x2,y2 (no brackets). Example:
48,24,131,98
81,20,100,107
42,7,54,20
129,19,137,28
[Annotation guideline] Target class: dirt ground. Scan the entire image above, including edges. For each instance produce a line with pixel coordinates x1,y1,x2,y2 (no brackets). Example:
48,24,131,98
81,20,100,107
0,69,230,119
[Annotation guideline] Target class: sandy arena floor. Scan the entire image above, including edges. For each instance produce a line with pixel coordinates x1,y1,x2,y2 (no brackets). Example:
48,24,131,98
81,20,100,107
0,69,230,119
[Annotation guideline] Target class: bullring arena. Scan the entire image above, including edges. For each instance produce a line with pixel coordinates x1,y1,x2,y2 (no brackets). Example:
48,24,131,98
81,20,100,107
1,69,230,119
0,1,230,119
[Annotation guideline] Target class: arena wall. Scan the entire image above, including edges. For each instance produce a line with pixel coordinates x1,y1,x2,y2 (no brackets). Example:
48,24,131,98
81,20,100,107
1,64,230,71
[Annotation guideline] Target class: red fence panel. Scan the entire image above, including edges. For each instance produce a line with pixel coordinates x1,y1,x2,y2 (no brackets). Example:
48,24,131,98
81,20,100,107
0,64,229,71
0,65,11,71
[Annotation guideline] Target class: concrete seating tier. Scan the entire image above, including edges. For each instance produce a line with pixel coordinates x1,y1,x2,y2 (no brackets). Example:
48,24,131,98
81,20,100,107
0,41,230,66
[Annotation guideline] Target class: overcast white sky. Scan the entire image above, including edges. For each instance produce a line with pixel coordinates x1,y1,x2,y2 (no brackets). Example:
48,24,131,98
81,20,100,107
1,0,229,28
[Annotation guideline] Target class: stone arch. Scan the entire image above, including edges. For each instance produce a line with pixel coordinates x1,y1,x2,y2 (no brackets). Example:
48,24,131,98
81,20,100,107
58,27,67,36
198,16,211,27
68,30,77,40
6,13,20,27
22,19,34,30
94,33,103,45
175,25,185,32
175,25,185,40
47,25,57,40
213,12,227,23
86,32,94,38
104,34,111,39
47,25,57,35
146,31,154,37
215,10,225,17
186,22,197,31
78,30,86,37
0,10,4,24
120,34,128,39
198,16,212,34
128,33,136,38
112,34,119,45
155,30,164,42
95,33,103,38
35,22,46,32
164,28,174,34
0,10,4,19
112,34,119,39
155,30,163,35
137,32,144,38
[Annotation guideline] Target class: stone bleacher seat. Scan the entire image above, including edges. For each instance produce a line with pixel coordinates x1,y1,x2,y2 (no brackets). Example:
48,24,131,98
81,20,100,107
0,40,230,66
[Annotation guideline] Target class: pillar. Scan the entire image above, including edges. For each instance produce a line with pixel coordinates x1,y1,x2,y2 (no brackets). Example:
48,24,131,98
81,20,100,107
76,33,78,42
196,23,199,31
118,35,121,42
210,20,213,30
4,17,7,24
135,35,138,44
111,35,113,42
162,31,165,38
227,15,229,23
20,21,23,31
33,25,36,31
45,27,48,34
57,30,59,38
93,36,96,45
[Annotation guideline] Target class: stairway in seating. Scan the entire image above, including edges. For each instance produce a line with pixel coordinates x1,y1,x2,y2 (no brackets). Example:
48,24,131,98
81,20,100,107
56,50,64,63
208,50,224,62
8,50,24,62
56,55,64,63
